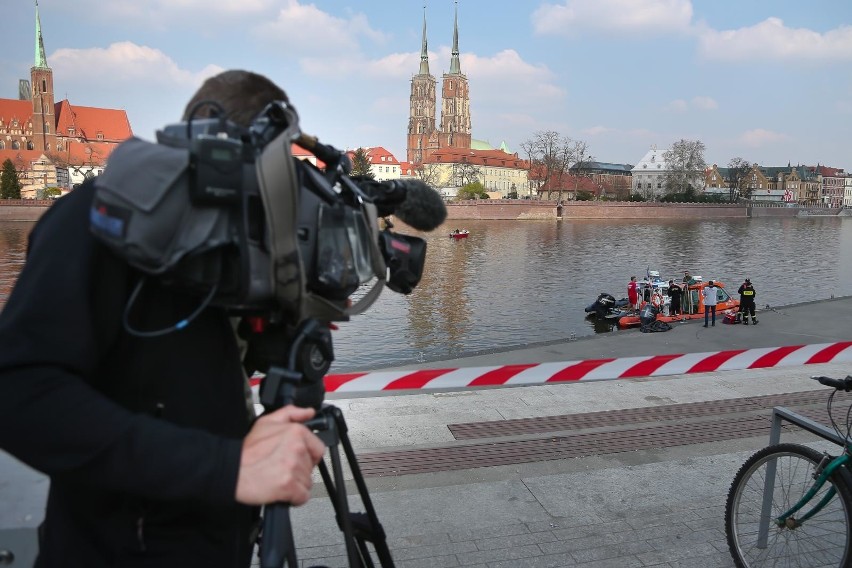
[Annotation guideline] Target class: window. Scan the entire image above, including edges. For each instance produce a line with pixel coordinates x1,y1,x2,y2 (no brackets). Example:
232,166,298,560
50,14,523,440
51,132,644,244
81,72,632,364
27,141,34,150
12,141,20,150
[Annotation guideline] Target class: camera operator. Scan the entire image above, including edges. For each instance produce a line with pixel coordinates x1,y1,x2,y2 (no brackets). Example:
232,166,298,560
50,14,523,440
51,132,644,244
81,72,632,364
0,70,326,568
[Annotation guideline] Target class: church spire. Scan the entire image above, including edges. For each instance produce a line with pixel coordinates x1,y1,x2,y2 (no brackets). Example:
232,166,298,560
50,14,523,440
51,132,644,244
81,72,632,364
449,1,461,74
34,0,48,68
418,4,430,75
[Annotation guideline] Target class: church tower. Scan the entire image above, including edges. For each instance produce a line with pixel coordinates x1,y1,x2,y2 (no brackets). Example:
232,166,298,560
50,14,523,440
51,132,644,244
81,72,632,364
438,2,471,151
30,1,56,153
406,7,437,164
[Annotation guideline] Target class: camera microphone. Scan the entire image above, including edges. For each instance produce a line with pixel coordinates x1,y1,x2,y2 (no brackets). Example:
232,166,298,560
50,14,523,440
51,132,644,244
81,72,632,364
385,179,447,231
359,178,447,231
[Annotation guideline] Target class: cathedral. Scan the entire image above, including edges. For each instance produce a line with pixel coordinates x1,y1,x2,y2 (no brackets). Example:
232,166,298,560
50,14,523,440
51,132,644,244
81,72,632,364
0,3,131,197
406,4,472,164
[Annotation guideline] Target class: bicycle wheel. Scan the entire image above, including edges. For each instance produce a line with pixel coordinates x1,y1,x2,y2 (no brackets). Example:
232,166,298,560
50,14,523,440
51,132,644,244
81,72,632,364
726,443,852,568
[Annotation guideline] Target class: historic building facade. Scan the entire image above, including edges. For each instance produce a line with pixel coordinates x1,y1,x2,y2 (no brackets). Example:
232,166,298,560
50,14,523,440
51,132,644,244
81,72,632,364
406,5,471,165
0,4,132,197
403,5,530,198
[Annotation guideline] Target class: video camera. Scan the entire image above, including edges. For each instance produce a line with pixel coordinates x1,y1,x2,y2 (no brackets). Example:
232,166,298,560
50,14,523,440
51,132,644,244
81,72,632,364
90,99,446,390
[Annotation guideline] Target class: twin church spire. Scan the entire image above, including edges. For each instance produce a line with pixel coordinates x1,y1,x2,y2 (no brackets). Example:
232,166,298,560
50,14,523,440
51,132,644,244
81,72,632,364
407,2,471,164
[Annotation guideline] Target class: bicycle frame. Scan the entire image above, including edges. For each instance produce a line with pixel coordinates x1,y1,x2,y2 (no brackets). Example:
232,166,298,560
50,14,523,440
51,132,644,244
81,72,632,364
756,406,852,547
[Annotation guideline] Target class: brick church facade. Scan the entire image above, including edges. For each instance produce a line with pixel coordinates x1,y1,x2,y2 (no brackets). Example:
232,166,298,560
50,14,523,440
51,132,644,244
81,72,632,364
406,4,471,165
0,4,132,197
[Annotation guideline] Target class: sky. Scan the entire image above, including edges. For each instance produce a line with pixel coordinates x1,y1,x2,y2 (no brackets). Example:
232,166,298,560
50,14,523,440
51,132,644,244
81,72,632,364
3,0,851,170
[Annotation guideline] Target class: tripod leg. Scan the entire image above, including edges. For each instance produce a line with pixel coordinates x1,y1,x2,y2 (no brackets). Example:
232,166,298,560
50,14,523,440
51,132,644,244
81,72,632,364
330,407,395,567
259,502,298,568
324,443,363,567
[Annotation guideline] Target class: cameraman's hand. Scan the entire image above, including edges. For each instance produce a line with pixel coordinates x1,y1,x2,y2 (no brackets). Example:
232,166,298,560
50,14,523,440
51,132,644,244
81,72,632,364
236,405,325,506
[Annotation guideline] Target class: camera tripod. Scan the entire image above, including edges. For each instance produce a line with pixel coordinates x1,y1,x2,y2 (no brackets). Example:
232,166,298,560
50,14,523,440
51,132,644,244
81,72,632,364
255,320,395,568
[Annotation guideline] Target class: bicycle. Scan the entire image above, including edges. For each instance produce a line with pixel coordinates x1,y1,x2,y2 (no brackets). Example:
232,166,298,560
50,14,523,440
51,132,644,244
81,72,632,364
725,375,852,568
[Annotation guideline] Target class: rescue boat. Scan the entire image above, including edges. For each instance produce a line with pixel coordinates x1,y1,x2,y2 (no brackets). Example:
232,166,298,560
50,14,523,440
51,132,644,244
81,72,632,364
616,280,740,329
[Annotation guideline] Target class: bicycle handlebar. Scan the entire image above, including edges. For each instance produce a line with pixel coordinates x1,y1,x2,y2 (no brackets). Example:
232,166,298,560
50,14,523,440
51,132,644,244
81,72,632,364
811,375,852,391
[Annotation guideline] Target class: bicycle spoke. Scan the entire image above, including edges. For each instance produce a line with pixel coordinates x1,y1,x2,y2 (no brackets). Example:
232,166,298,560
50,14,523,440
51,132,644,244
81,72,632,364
726,445,851,568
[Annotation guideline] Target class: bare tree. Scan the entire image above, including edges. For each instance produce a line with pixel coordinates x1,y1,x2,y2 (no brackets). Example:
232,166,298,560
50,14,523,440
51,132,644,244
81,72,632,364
662,139,707,197
452,162,481,187
726,157,752,202
414,162,443,187
520,131,590,196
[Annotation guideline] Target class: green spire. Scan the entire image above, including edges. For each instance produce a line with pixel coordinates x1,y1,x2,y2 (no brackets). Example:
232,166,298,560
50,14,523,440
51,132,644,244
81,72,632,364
449,1,461,74
419,4,430,75
34,0,48,68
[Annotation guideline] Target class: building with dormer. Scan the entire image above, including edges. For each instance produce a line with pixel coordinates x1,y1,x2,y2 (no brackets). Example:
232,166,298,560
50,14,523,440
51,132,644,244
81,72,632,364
0,4,132,197
630,145,669,199
362,146,401,181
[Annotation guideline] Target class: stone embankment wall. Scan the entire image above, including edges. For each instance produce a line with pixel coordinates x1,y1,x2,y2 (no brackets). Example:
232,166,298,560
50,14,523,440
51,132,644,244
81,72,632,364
0,200,841,224
0,201,51,221
559,201,746,219
445,200,557,220
444,200,843,220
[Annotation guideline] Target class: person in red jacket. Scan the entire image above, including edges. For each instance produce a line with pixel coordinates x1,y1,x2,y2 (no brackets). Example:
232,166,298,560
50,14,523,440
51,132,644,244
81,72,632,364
0,70,326,568
628,276,640,312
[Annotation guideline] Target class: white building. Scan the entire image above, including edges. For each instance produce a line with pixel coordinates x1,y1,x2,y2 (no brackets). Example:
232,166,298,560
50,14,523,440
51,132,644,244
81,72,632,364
630,145,668,199
363,146,401,182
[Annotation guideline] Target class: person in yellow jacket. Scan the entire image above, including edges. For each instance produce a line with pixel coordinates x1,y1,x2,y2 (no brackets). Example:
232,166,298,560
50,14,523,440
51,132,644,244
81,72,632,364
737,278,758,325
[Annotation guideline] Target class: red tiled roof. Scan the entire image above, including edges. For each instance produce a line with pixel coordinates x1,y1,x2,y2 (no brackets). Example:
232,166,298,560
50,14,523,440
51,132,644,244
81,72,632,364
531,169,599,192
426,147,526,168
0,97,132,144
0,100,34,127
816,165,846,177
364,146,400,165
54,99,132,142
56,140,119,167
292,143,326,169
0,149,49,167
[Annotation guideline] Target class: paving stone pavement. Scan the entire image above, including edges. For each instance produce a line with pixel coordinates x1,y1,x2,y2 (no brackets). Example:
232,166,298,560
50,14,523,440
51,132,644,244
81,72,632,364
3,297,852,567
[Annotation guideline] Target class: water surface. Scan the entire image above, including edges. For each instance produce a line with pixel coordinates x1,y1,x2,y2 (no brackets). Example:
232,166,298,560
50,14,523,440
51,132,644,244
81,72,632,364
2,217,850,372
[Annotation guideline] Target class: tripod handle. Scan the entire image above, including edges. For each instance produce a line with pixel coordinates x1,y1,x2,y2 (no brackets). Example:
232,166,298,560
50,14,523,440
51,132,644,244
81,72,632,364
260,502,298,568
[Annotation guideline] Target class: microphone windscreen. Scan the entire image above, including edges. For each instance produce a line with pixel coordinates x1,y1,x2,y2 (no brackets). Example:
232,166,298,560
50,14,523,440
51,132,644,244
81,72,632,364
391,180,447,231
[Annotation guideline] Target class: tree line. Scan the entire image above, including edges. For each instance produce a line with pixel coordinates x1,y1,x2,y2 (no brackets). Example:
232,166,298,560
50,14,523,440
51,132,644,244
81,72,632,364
521,131,756,203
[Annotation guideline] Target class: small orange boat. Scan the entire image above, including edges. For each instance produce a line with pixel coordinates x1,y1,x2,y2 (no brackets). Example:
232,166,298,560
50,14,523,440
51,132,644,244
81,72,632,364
617,280,740,328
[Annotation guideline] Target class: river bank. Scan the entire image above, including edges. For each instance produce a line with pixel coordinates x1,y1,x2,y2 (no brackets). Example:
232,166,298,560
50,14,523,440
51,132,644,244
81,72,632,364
444,199,844,220
3,199,845,224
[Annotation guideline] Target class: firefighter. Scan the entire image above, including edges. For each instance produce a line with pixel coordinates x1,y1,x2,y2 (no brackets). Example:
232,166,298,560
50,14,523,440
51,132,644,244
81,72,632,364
738,278,758,325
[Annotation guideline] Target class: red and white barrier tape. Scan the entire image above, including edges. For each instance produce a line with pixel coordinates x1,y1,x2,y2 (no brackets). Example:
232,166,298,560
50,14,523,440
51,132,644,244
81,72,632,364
249,341,852,394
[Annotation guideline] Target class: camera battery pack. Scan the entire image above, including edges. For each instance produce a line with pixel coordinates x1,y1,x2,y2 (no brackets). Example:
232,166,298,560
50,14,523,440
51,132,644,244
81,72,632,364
190,135,243,205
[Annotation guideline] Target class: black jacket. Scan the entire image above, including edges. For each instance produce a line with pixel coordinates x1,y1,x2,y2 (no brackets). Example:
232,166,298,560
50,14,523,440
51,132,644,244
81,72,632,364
0,181,258,567
738,283,756,305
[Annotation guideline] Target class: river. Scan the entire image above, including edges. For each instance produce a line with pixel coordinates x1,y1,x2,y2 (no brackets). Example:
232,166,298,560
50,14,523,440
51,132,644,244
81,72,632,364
2,217,851,372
